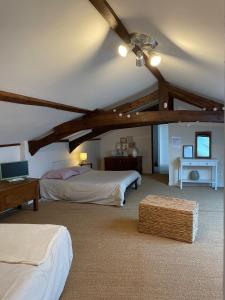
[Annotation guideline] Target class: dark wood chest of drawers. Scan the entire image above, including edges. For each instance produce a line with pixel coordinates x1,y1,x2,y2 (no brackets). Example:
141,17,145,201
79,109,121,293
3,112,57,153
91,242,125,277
104,156,142,174
0,178,39,212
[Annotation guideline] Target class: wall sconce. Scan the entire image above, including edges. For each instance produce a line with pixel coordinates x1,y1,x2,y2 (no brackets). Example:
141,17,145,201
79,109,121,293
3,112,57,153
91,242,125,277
80,152,87,164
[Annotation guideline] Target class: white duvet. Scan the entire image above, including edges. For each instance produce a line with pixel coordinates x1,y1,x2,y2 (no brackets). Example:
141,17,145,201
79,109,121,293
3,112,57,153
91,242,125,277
0,224,65,266
40,170,141,206
0,224,73,300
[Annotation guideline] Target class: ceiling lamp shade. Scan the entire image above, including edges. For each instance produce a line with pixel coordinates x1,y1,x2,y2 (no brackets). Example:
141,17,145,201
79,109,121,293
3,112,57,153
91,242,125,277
136,50,145,67
150,53,162,67
118,45,128,57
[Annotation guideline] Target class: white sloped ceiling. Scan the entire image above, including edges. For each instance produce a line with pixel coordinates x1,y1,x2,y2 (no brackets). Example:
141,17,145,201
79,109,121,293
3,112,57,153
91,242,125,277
109,0,224,100
0,0,223,144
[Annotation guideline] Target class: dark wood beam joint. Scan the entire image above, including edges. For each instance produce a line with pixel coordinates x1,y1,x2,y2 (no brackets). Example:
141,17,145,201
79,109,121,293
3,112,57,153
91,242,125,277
158,82,170,110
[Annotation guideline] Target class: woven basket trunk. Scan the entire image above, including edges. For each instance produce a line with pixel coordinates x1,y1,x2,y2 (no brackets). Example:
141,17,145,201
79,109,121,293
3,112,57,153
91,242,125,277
138,195,199,243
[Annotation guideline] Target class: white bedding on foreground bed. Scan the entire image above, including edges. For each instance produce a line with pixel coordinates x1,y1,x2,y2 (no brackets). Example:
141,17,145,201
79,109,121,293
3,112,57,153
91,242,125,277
40,170,142,206
0,224,73,300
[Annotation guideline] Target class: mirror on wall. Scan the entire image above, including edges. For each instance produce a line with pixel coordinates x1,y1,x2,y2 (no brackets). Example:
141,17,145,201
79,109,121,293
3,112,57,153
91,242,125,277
195,132,211,158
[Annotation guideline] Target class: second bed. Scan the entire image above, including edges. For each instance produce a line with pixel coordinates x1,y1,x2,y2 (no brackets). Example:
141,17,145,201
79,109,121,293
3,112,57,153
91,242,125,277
40,169,142,206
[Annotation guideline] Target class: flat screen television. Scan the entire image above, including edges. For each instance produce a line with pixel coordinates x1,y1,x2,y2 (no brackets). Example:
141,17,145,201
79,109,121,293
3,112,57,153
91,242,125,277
0,160,29,181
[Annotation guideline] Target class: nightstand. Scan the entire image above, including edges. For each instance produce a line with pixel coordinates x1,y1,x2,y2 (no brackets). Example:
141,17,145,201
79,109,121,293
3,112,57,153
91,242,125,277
80,163,93,169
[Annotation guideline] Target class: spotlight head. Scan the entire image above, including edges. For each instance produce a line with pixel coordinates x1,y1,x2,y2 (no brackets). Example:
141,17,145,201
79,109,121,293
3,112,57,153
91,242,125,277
118,45,128,57
150,53,162,67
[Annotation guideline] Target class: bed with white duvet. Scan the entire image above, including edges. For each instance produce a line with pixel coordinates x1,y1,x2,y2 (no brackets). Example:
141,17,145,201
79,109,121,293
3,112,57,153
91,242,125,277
0,224,73,300
40,169,142,206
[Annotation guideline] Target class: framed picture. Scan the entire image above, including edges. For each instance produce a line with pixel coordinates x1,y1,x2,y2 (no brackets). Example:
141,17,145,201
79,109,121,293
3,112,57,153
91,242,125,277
183,145,193,158
120,137,127,144
127,136,133,143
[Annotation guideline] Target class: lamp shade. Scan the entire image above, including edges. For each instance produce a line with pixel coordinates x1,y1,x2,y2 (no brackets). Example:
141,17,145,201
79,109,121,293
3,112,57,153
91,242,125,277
80,152,87,161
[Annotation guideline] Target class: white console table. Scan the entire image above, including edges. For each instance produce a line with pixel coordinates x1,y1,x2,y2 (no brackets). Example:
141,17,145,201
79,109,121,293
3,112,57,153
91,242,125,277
179,158,218,190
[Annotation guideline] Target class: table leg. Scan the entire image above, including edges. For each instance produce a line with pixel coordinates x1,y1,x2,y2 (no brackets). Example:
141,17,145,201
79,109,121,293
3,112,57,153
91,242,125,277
180,165,183,190
215,164,218,191
33,197,38,211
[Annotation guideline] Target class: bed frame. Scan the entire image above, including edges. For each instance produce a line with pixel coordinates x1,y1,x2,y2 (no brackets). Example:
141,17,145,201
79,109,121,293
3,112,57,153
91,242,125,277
123,178,138,204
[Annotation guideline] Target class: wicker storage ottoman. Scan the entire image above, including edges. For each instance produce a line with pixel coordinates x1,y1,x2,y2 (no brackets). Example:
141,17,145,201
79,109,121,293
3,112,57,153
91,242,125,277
138,195,199,243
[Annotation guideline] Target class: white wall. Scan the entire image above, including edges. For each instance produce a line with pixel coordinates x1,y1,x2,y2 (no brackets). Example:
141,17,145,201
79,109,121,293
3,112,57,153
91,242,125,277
0,140,100,179
0,146,21,162
168,123,224,187
100,126,152,174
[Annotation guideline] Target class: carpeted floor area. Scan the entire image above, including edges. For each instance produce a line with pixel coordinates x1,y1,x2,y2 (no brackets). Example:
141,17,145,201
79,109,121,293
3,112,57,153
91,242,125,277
0,175,223,300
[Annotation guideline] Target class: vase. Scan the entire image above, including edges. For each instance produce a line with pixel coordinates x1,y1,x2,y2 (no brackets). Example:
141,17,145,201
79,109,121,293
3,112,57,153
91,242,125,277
131,148,138,157
189,170,200,181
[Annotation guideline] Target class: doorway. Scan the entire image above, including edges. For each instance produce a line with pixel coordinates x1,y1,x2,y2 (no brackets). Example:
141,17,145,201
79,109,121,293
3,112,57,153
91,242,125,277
151,124,169,174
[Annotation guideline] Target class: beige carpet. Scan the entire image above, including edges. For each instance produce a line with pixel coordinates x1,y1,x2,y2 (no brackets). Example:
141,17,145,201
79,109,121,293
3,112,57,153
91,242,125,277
0,175,223,300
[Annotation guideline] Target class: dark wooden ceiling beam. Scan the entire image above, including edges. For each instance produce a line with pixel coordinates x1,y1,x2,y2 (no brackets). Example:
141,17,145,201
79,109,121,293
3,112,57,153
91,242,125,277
168,85,224,110
89,0,130,44
29,110,223,155
89,0,165,82
111,89,159,113
0,90,93,114
69,123,148,152
69,89,159,152
158,82,170,111
69,128,110,153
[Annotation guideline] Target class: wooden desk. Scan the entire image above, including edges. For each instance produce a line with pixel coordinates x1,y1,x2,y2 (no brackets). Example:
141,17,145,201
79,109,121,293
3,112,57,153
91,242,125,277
0,178,39,212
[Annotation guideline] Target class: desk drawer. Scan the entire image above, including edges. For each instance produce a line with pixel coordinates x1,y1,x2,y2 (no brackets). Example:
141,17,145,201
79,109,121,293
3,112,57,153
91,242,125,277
182,161,215,167
0,181,38,211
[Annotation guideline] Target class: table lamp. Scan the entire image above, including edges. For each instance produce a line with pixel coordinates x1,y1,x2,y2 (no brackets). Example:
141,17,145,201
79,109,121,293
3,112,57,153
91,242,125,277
80,152,87,164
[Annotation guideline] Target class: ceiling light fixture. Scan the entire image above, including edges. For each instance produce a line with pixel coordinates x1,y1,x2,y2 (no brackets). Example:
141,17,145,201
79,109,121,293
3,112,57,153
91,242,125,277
118,32,161,68
118,45,128,57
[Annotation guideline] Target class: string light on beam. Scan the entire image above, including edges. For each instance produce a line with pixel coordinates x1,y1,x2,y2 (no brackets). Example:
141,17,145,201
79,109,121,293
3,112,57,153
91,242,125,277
213,107,218,111
118,113,123,117
127,114,131,118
